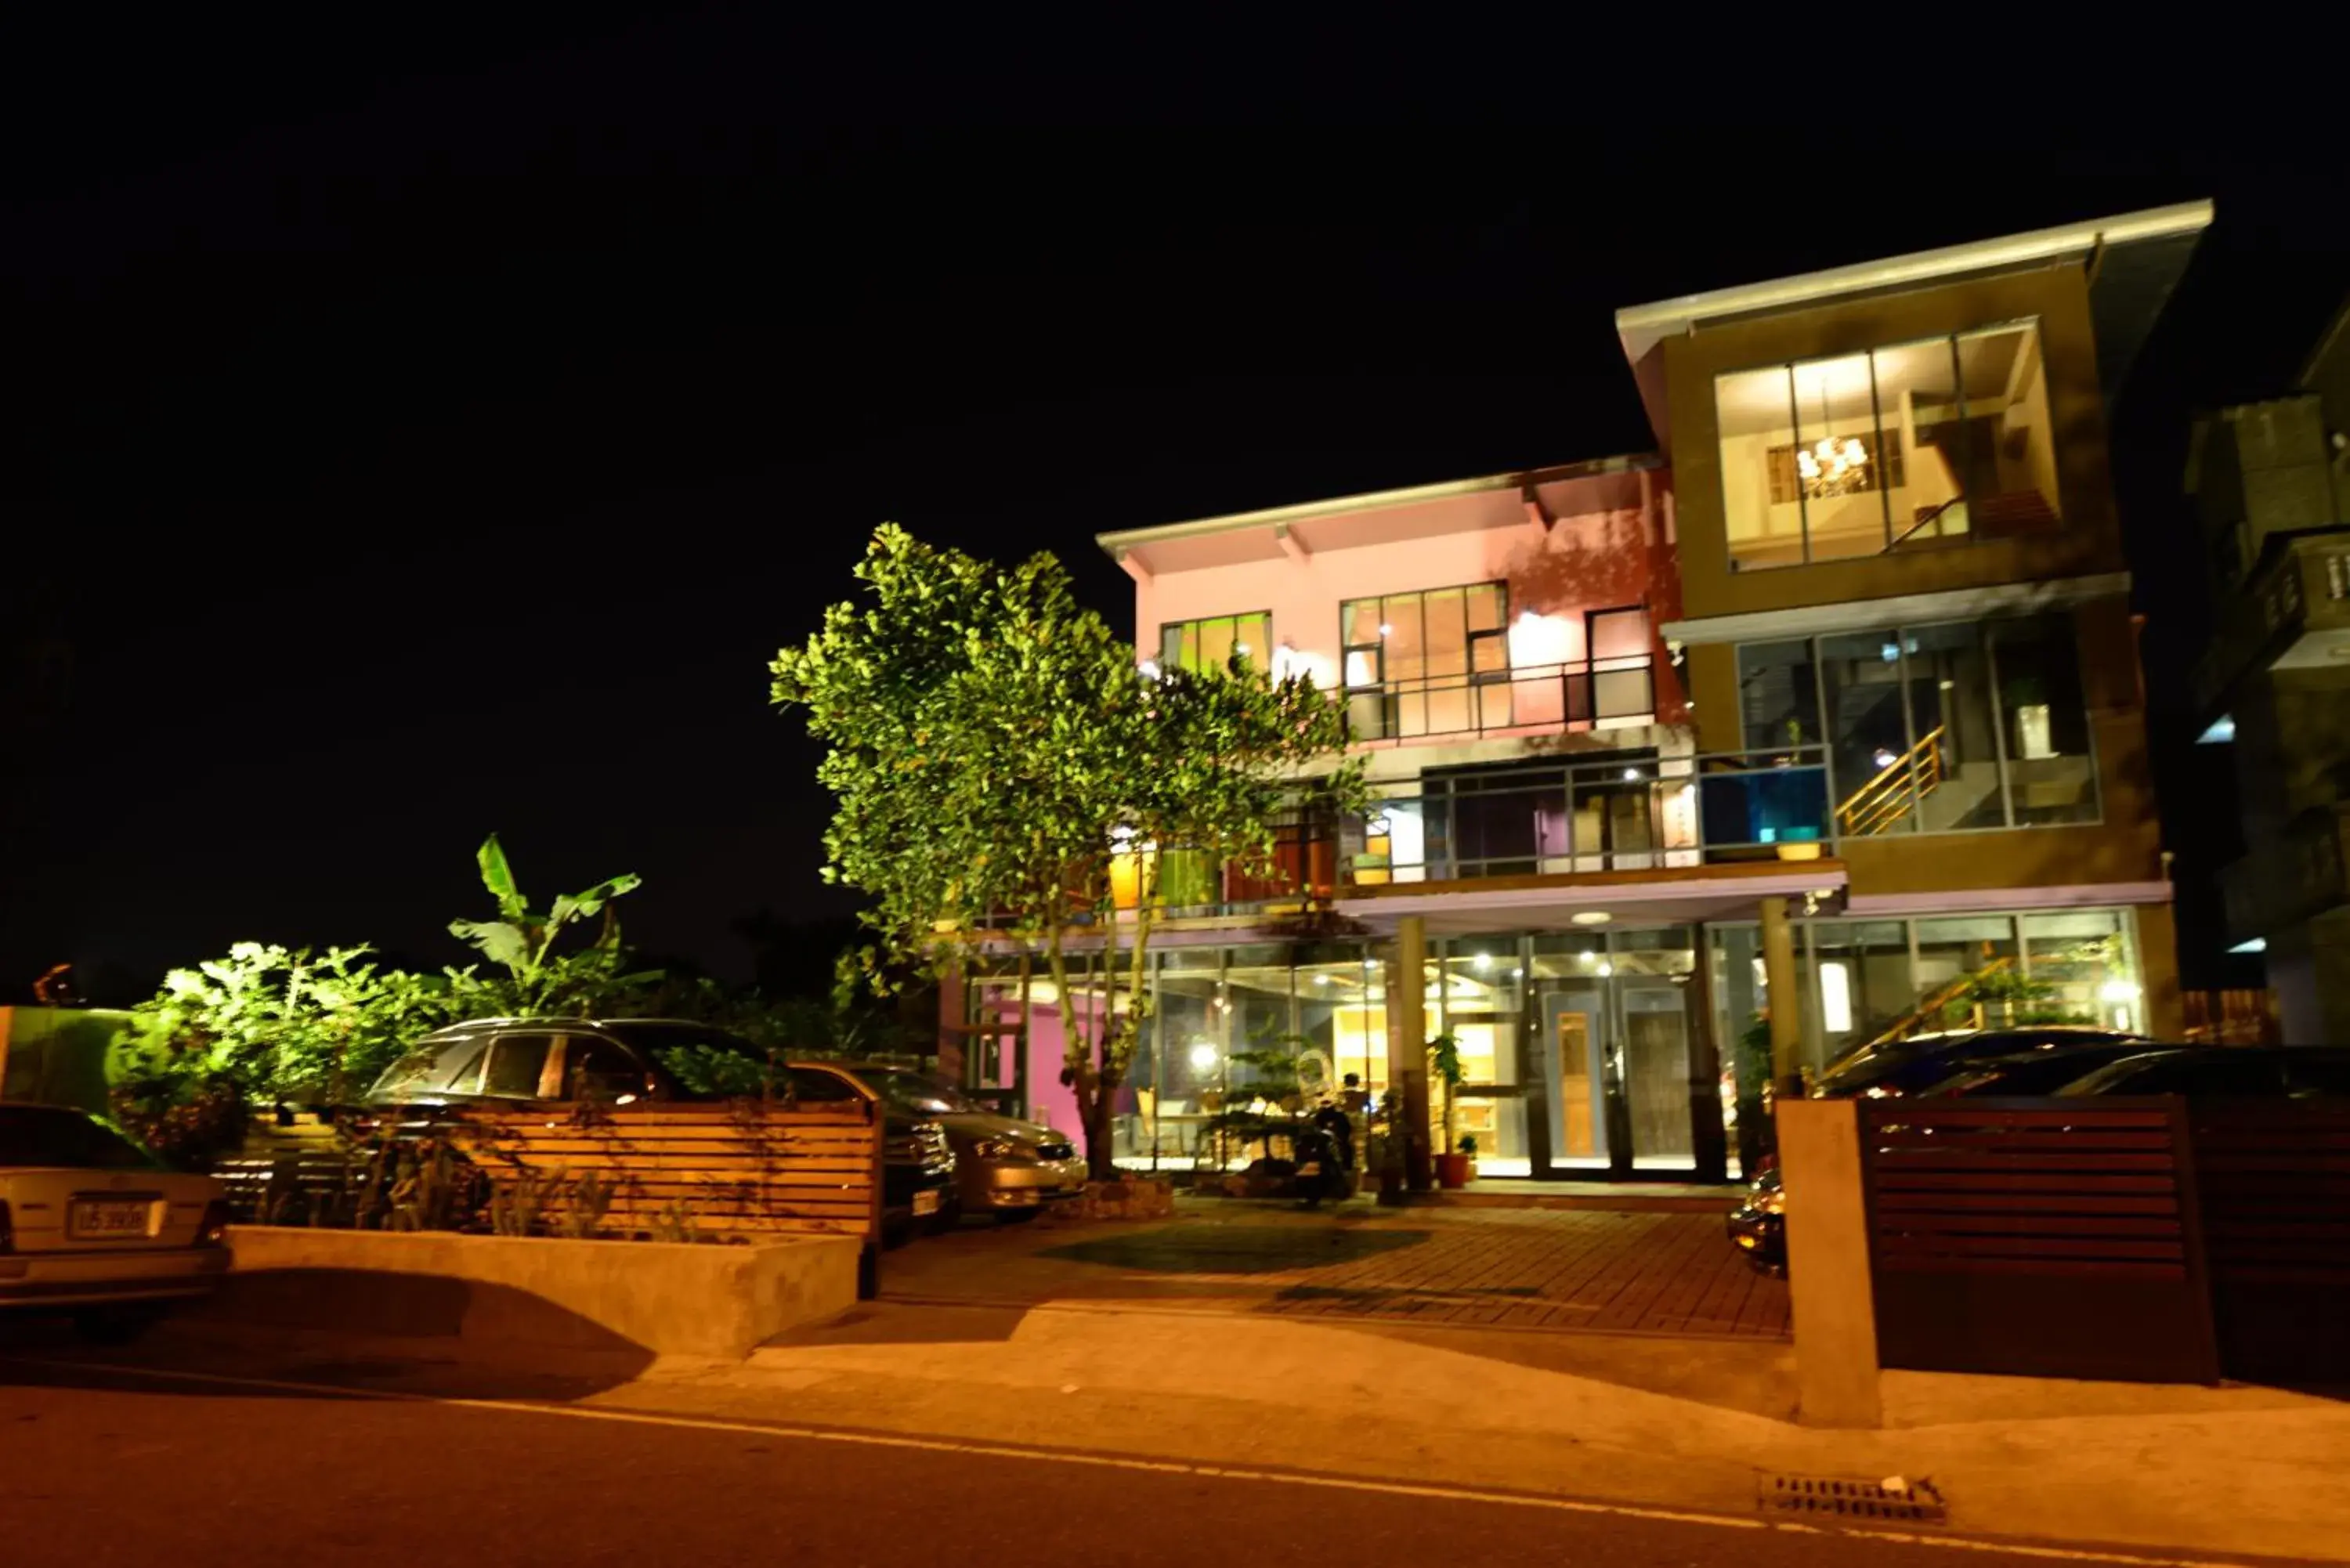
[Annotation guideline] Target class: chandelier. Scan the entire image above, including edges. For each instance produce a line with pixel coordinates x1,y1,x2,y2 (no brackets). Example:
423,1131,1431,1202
1797,432,1871,497
1795,378,1871,497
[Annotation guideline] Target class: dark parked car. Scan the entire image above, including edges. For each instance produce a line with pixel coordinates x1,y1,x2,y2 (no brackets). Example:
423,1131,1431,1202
362,1018,958,1237
1810,1026,2148,1099
2055,1045,2350,1100
1914,1042,2178,1098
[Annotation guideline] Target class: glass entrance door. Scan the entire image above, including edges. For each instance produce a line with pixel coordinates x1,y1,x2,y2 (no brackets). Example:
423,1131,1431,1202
1619,982,1695,1169
1539,988,1609,1171
1533,931,1701,1178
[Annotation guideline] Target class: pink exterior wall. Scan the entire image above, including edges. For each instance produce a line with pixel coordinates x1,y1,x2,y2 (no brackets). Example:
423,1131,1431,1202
1133,473,1686,725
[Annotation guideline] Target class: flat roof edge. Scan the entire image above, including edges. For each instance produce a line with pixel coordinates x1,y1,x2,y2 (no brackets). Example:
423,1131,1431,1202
1613,200,2215,346
1095,452,1665,557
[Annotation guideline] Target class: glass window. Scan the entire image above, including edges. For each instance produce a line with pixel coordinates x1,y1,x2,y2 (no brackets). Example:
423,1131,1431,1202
1738,638,1821,751
1991,615,2097,826
1295,946,1383,1102
1440,938,1527,1173
1719,322,2059,570
1791,353,1891,558
1914,915,2019,1030
483,1034,559,1098
1160,612,1270,675
1822,630,1918,836
1340,582,1509,740
567,1038,652,1101
1807,920,1911,1060
2020,910,2135,1031
434,1042,489,1095
1904,621,2007,832
784,1067,862,1103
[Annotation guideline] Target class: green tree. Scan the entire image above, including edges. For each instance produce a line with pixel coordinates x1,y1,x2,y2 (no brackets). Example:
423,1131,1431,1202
772,525,1359,1177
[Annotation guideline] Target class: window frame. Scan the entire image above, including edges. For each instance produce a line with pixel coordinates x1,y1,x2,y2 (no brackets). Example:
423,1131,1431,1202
1716,317,2057,573
1158,610,1272,675
1340,580,1512,740
1733,611,2102,840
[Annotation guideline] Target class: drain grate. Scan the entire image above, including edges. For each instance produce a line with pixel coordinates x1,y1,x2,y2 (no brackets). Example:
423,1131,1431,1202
1758,1472,1948,1525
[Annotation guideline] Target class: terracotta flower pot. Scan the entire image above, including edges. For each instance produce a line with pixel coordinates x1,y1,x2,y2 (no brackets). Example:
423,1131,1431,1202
1434,1152,1473,1189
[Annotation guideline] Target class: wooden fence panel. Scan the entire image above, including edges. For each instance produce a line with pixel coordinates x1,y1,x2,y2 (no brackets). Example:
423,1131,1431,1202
1860,1100,2220,1382
2191,1100,2350,1383
217,1100,887,1257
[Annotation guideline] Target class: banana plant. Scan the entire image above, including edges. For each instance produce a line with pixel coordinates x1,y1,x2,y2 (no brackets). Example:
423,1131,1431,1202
448,834,645,1010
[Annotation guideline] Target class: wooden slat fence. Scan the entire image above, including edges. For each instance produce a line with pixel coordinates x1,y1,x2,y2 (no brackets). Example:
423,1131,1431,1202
1860,1100,2220,1382
2191,1100,2350,1382
215,1098,887,1292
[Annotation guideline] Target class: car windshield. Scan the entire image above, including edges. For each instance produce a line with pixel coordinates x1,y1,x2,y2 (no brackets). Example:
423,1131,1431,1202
859,1069,974,1117
0,1106,157,1170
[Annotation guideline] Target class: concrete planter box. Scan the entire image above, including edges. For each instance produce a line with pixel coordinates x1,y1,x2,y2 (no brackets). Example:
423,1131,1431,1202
215,1225,859,1360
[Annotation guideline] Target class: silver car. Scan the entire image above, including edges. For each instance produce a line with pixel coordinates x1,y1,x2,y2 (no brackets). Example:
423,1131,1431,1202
838,1065,1089,1221
1,1103,231,1340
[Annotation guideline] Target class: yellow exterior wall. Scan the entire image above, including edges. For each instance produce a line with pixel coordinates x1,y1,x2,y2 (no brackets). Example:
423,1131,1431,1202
1667,262,2128,623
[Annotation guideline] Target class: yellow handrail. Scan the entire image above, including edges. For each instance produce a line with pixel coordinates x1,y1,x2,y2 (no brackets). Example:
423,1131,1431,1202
1836,724,1947,836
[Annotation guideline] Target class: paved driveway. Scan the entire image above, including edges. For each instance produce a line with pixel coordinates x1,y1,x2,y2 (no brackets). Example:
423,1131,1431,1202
889,1201,1789,1339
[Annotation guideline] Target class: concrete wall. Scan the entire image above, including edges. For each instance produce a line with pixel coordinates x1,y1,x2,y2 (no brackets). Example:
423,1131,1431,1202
215,1226,862,1360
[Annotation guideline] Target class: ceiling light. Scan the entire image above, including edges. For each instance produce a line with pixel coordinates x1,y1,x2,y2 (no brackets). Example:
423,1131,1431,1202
1510,966,1524,979
1622,768,1641,782
1471,952,1492,972
1188,1042,1220,1072
1597,962,1614,977
1379,623,1394,637
1570,911,1611,926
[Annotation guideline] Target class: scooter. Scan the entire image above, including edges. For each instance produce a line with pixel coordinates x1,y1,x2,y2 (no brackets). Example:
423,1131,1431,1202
1292,1102,1356,1208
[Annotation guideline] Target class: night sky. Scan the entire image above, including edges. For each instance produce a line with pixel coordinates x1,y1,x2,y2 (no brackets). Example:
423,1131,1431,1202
7,16,2346,1001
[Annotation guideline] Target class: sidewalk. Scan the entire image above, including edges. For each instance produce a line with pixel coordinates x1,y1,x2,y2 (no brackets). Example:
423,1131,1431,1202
88,1252,2350,1565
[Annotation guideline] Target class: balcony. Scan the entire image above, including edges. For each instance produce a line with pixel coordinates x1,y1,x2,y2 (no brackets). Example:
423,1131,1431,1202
2222,801,2350,943
1344,656,1658,747
2193,530,2350,714
1347,746,1829,883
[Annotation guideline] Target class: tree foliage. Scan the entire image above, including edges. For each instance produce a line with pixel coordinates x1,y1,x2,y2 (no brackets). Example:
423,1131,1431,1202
772,524,1362,1176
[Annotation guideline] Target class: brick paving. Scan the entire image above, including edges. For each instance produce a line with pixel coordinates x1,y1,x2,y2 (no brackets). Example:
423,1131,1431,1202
883,1202,1790,1339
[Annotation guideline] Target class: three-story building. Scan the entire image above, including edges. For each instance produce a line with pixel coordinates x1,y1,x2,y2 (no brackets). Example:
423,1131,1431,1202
953,202,2210,1183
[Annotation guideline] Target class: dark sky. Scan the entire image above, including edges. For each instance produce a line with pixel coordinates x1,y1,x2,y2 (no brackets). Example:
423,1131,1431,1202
6,16,2346,1000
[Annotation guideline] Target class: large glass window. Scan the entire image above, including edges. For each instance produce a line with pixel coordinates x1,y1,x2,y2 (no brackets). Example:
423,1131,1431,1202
1718,321,2059,572
1160,612,1269,675
1342,582,1508,740
1438,936,1528,1175
1743,611,2098,840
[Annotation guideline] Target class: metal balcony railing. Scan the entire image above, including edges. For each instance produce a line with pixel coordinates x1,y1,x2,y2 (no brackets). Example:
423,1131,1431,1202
1347,746,1831,884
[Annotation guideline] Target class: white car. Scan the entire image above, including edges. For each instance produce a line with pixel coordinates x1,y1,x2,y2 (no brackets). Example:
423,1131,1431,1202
0,1102,231,1340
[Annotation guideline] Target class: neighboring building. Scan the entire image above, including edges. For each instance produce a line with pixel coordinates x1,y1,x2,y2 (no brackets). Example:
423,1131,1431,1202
2186,297,2350,1042
953,203,2211,1182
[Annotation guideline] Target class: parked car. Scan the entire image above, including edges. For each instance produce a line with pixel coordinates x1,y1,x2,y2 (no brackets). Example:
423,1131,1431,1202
1810,1026,2148,1099
2055,1045,2350,1099
835,1064,1088,1221
360,1018,957,1237
1914,1042,2178,1098
1,1102,231,1340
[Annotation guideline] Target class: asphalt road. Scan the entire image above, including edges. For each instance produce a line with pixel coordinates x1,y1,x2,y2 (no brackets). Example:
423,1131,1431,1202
0,1356,2283,1568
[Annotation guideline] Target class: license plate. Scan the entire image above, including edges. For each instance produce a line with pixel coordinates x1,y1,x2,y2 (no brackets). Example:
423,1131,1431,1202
912,1190,942,1217
70,1199,154,1239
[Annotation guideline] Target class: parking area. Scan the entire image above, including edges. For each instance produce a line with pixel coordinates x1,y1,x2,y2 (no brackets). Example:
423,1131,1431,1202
894,1200,1789,1339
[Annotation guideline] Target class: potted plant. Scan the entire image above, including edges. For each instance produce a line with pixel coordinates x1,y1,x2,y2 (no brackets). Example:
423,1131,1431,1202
1455,1133,1479,1182
1373,1128,1408,1205
1429,1034,1472,1188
